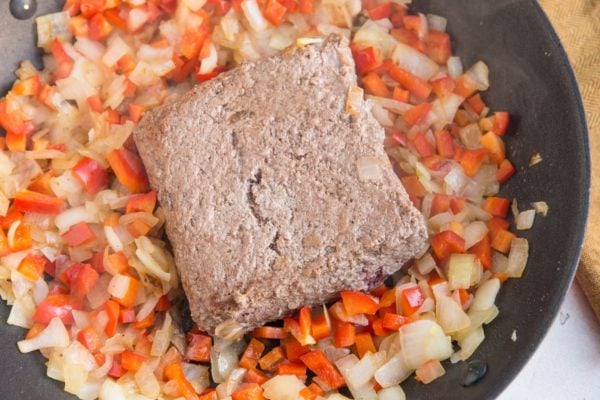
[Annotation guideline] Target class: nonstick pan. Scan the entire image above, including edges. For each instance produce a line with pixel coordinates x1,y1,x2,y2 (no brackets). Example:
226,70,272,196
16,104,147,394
0,0,590,398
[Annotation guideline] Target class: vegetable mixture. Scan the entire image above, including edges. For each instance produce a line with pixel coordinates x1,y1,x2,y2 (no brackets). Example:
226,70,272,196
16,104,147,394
0,0,539,399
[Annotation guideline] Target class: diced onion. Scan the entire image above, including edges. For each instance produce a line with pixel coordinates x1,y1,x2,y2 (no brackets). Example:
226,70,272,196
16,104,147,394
18,317,70,353
263,374,307,400
242,0,270,32
470,278,500,311
392,42,439,80
463,221,489,249
436,295,470,334
99,379,126,400
378,386,406,400
506,238,529,278
532,201,549,216
399,320,452,369
426,14,447,32
516,209,535,230
134,363,161,399
374,353,411,388
447,254,476,290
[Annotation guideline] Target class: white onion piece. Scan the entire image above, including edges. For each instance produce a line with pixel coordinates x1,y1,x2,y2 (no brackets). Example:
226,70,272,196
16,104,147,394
436,295,470,334
335,354,378,400
263,375,307,400
345,351,386,388
183,363,210,394
374,353,411,388
55,206,96,233
392,42,439,80
506,238,529,278
465,61,490,91
199,43,219,74
447,56,463,79
136,294,159,321
426,13,447,32
242,0,270,32
87,273,112,309
354,20,398,57
378,385,406,400
151,312,174,357
532,201,549,216
463,221,489,249
447,254,476,290
516,209,535,230
183,0,208,11
471,278,500,311
134,363,160,399
18,317,70,353
72,310,91,330
399,320,452,369
99,379,126,400
370,100,395,127
102,35,131,68
416,253,436,275
90,353,113,379
216,367,247,398
456,326,485,361
367,95,412,114
8,296,35,328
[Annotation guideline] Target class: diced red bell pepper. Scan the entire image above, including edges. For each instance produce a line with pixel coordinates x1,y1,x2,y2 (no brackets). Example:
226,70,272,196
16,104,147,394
13,75,42,97
13,191,64,215
132,311,154,330
232,382,264,400
276,361,308,378
62,222,96,247
298,0,314,14
107,148,150,193
67,263,99,300
340,290,379,316
0,229,10,257
480,131,506,164
180,25,210,60
454,74,478,98
404,103,432,126
370,317,388,336
431,76,456,98
382,312,411,330
283,337,310,361
399,286,425,315
239,338,265,369
493,112,510,136
1,207,22,231
362,72,391,97
155,294,171,312
80,0,104,18
33,294,80,325
165,363,200,400
185,331,212,362
431,230,465,260
49,39,74,79
460,148,488,177
392,86,410,102
400,175,427,198
299,350,345,390
105,300,120,337
333,322,355,348
469,235,493,269
17,253,48,281
367,2,392,20
108,355,125,378
126,191,157,214
77,327,101,352
28,172,55,196
121,350,147,372
466,93,486,114
9,222,32,252
488,217,510,240
431,194,451,216
483,197,511,218
284,311,315,346
310,314,331,341
106,251,129,274
72,156,109,195
354,332,376,358
351,45,383,75
88,13,112,41
258,346,286,372
412,132,435,158
425,30,451,64
245,368,269,384
497,159,516,183
252,325,289,339
264,0,287,25
491,229,515,254
389,64,432,99
119,308,136,323
127,7,152,33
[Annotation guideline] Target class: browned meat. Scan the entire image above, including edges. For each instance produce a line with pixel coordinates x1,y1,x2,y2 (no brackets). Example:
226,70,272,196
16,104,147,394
134,35,428,334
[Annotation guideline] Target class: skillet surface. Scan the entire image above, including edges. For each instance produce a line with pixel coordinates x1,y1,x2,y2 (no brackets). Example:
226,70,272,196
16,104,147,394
0,0,590,398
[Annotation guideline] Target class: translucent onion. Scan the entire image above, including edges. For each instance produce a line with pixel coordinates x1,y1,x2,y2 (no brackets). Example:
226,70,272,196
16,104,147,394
516,209,535,230
18,317,70,353
374,353,411,388
242,0,270,32
399,320,452,369
354,20,398,57
426,13,447,32
470,278,500,311
134,363,160,399
392,42,439,80
463,221,489,249
446,56,463,79
506,238,529,278
435,295,470,334
447,253,476,290
150,312,174,357
263,375,307,400
98,379,126,400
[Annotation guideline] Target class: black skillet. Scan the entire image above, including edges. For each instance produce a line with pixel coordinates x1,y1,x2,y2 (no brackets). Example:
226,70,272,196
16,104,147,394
0,0,590,398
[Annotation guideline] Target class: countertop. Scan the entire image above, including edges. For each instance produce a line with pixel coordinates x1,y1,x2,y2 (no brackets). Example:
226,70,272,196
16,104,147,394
499,281,600,400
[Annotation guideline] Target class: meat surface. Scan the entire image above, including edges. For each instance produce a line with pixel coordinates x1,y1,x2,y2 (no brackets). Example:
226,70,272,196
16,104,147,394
134,35,428,334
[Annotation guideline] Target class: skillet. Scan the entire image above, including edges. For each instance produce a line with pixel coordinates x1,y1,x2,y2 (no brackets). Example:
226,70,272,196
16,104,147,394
0,0,590,398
